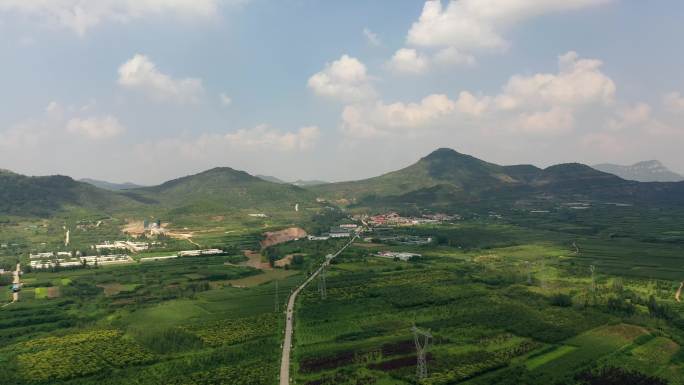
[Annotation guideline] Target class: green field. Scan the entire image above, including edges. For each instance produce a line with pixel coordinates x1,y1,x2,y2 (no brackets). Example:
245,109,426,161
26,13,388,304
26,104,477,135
1,203,684,384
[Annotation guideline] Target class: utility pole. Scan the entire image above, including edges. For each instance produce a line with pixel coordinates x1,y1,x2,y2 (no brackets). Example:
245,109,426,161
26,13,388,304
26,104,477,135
525,261,532,285
590,265,596,293
318,266,327,300
412,326,432,380
274,280,279,312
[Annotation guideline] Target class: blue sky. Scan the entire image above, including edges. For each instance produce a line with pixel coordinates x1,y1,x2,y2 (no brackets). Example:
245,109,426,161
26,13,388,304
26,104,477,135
1,0,683,184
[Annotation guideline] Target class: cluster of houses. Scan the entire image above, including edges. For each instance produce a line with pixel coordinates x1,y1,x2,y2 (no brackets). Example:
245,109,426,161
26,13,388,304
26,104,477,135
360,212,459,227
308,224,359,241
177,249,224,257
94,241,154,253
375,251,422,261
29,252,133,270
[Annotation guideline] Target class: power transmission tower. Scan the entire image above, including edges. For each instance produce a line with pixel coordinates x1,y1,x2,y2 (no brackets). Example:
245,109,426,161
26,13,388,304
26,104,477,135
318,266,327,300
572,241,580,255
525,261,532,285
412,326,432,380
274,280,279,312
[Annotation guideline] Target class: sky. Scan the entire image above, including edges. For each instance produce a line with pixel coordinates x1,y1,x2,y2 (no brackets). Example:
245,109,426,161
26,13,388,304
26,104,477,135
1,0,683,185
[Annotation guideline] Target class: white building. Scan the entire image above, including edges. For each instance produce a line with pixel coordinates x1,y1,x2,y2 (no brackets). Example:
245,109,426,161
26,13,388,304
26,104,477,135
178,249,224,257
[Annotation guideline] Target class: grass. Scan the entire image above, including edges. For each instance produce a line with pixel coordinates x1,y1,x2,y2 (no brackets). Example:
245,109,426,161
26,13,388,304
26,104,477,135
525,345,577,370
2,207,684,385
226,269,298,288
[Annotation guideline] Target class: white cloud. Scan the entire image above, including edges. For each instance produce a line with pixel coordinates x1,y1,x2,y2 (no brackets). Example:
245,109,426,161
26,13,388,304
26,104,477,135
582,132,625,154
387,48,430,74
219,93,233,106
152,125,320,161
494,51,615,111
433,47,476,67
455,91,490,117
341,94,456,138
664,92,684,112
513,107,574,135
0,0,238,36
407,0,611,53
0,120,51,149
223,125,320,151
118,54,204,104
363,28,381,46
308,55,375,102
66,116,125,140
606,103,651,131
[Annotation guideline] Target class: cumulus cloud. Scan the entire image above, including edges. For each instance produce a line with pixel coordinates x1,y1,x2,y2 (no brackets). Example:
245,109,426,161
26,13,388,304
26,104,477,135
494,52,615,111
664,92,684,112
118,54,204,104
341,94,456,138
363,28,381,46
433,47,476,67
606,103,651,131
407,0,611,53
308,55,375,102
0,0,239,36
66,116,126,140
513,107,574,135
454,91,490,117
341,52,618,139
387,48,430,74
223,125,320,151
219,93,233,106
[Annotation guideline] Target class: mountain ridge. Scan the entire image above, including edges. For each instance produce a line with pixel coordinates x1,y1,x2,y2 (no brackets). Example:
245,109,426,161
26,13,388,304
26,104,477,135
80,178,145,191
592,160,684,182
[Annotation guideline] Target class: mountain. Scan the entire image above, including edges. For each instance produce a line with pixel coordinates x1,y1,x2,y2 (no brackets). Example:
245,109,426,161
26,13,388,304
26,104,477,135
291,179,328,187
0,172,140,217
127,167,317,214
592,161,684,182
256,175,286,184
80,178,145,191
312,148,684,209
257,175,328,187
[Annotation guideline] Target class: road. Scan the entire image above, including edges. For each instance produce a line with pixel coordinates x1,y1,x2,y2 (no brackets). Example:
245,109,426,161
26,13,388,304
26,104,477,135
279,235,357,385
12,263,20,302
3,263,21,308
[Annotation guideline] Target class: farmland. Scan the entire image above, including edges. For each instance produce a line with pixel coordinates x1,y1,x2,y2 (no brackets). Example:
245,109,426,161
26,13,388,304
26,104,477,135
1,204,684,384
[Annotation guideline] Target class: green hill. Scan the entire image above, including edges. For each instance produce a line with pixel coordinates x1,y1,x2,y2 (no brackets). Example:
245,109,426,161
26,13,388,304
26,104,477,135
313,148,684,210
125,167,317,215
0,172,140,217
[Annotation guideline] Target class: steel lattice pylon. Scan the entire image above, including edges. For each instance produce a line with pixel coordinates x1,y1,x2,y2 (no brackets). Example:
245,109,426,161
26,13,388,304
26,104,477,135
318,266,327,300
412,326,432,380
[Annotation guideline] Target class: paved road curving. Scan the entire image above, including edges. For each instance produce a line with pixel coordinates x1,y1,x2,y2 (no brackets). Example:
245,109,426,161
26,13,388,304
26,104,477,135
279,236,357,385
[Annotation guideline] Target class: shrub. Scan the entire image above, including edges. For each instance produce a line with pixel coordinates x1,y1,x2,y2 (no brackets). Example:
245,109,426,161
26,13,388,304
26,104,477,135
550,293,573,307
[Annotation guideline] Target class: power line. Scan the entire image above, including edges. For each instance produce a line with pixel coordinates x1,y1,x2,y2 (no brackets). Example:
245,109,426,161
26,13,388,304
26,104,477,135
318,266,327,300
412,325,432,380
274,280,279,312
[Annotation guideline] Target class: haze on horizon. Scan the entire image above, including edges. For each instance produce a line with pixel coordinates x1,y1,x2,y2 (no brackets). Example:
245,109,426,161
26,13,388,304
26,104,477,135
1,0,683,185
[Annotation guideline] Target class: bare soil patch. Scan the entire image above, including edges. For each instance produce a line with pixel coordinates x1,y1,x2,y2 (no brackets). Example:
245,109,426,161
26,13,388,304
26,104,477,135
275,253,304,268
46,287,61,299
98,283,125,296
242,250,272,270
261,227,307,249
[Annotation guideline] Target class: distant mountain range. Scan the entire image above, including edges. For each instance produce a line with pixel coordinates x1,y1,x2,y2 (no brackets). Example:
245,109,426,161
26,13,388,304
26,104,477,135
2,148,684,217
256,175,328,187
592,161,684,183
80,178,145,191
311,148,684,210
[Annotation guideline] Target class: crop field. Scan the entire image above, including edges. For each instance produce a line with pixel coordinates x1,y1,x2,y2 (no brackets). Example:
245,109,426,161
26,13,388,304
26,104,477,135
290,220,684,385
1,206,684,384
